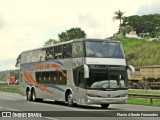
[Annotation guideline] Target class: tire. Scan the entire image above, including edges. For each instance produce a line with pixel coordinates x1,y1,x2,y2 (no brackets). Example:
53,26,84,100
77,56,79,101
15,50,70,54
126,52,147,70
31,89,37,102
31,89,43,102
26,89,32,101
101,104,110,108
67,92,75,107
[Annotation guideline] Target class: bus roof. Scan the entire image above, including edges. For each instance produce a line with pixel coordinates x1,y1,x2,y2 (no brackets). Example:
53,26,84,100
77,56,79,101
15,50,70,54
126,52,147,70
21,38,120,54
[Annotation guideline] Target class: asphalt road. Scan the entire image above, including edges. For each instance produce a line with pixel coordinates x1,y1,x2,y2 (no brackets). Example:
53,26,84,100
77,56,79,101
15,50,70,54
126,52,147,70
0,91,159,120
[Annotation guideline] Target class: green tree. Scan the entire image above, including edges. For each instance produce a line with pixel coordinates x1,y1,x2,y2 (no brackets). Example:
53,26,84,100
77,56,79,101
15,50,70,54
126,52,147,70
122,14,160,37
58,27,86,42
113,10,125,33
44,39,59,46
122,25,133,36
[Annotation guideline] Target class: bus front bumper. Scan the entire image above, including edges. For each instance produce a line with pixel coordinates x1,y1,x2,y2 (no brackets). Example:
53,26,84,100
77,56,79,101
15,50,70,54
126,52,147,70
86,96,128,104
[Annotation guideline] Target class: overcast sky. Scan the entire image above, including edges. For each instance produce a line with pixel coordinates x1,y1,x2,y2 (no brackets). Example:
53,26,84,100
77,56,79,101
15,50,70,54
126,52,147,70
0,0,159,71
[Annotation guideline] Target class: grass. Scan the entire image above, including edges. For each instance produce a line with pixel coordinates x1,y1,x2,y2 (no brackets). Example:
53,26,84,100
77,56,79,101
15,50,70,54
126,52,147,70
115,37,160,67
128,98,160,106
128,89,160,106
0,85,19,93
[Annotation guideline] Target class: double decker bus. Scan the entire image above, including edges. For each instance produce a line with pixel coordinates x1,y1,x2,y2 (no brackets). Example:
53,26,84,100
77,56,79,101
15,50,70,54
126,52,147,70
19,38,135,108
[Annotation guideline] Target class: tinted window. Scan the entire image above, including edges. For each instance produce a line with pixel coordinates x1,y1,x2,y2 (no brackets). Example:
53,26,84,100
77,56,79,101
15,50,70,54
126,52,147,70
32,50,40,62
32,50,45,62
36,71,67,85
21,53,27,64
21,49,45,64
85,41,124,58
45,47,54,60
38,49,46,62
63,43,72,58
26,52,32,63
54,46,62,59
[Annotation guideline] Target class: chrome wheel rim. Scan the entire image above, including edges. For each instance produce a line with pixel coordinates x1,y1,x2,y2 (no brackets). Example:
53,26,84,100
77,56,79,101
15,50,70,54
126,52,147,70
32,92,35,101
27,91,31,100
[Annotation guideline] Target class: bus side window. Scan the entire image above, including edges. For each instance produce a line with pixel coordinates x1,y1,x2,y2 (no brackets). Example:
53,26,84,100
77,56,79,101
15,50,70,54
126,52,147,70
45,48,54,60
63,43,72,58
72,42,84,58
58,72,66,85
54,46,62,59
21,53,27,64
53,71,58,84
26,52,32,63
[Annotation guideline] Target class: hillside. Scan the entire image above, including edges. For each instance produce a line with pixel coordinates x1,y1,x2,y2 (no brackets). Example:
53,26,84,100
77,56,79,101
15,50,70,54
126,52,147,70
115,37,160,67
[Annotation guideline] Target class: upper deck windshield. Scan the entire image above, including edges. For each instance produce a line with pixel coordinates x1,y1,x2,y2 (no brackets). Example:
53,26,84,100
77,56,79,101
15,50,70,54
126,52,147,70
85,41,124,58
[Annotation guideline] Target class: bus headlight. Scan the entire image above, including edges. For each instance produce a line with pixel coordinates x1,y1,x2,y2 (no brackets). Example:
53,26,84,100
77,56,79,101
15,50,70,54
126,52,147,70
87,100,94,103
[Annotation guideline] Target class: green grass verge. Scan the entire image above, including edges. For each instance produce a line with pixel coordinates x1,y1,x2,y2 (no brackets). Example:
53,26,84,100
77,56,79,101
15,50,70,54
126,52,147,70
128,97,160,106
0,85,19,93
128,89,160,106
115,37,160,67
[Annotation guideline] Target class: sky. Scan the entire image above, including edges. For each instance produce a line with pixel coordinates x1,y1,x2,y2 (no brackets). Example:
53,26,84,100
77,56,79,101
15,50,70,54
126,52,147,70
0,0,159,71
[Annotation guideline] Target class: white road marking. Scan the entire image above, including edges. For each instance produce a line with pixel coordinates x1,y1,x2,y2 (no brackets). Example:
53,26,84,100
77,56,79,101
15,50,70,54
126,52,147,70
4,107,19,111
44,117,59,120
0,97,16,101
0,106,17,111
29,101,83,111
0,92,19,97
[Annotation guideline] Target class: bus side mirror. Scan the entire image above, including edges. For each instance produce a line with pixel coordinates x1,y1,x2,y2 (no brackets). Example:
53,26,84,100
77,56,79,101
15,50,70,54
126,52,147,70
127,65,135,78
84,64,89,78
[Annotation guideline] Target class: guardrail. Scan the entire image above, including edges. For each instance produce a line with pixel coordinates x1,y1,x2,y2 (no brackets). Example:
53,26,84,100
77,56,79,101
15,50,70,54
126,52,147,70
128,93,160,104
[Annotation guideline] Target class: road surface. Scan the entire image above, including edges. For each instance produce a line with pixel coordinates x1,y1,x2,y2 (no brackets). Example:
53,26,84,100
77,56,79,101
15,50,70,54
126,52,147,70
0,91,159,120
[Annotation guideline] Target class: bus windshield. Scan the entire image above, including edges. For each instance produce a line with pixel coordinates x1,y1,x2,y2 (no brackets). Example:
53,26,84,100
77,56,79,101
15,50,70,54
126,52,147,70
85,41,124,58
86,68,127,90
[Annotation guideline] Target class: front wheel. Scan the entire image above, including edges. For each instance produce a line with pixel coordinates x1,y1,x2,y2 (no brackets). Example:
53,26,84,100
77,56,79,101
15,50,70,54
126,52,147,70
101,104,110,108
67,93,76,107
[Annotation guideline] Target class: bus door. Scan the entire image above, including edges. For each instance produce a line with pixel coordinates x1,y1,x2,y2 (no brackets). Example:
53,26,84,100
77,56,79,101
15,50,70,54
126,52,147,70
73,67,86,104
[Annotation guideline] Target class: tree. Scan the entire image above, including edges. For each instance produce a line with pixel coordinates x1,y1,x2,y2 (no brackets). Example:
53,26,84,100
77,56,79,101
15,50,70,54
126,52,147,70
113,10,125,33
44,39,59,46
58,27,86,42
122,25,133,36
122,14,160,37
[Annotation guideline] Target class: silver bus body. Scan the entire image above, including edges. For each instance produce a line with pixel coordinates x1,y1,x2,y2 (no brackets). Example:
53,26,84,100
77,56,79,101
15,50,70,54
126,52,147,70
19,39,134,108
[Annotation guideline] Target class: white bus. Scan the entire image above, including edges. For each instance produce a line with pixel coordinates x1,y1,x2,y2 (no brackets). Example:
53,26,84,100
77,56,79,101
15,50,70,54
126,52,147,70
19,38,135,108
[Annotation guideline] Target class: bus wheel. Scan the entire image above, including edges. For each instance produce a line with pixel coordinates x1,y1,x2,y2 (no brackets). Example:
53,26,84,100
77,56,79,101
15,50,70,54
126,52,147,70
26,89,32,101
101,104,110,108
31,89,43,102
67,93,74,107
31,89,37,102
